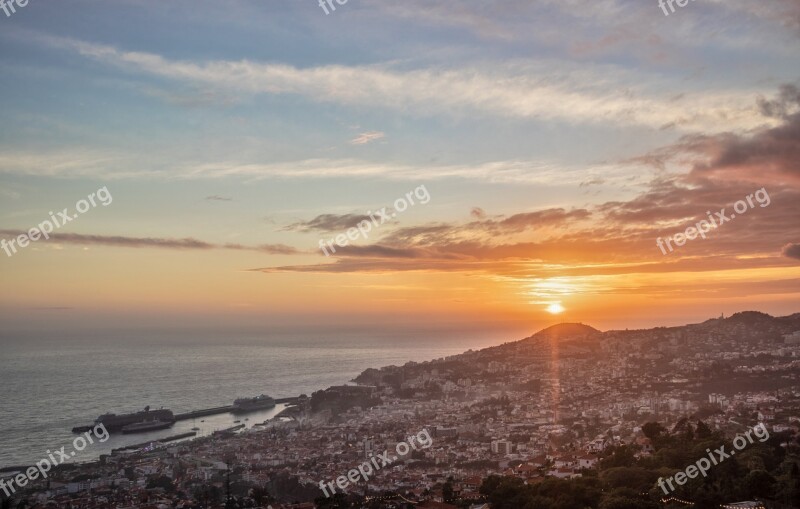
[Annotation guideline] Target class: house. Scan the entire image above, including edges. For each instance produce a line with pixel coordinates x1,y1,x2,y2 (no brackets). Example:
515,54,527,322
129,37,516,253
635,437,655,454
586,437,610,453
757,410,775,421
548,467,581,479
553,455,576,468
578,455,598,469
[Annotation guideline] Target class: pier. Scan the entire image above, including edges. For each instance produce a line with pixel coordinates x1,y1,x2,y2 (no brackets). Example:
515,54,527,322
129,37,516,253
174,406,232,420
111,431,197,453
173,397,298,421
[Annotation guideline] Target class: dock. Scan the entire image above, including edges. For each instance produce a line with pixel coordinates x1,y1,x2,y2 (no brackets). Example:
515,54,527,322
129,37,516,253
111,431,197,453
174,406,232,420
173,397,298,421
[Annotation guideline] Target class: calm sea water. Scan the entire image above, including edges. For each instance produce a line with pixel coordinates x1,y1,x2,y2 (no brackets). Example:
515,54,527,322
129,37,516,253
0,328,514,468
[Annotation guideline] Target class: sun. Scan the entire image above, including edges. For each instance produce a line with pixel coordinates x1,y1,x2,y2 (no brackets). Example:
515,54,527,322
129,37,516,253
546,303,565,314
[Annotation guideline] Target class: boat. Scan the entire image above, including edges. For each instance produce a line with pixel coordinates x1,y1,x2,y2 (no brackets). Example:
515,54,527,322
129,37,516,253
231,394,275,414
121,419,174,434
72,406,175,433
213,423,245,436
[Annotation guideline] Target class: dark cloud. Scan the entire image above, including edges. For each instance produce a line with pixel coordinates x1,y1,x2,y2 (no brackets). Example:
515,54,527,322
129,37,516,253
758,84,800,119
470,207,487,219
383,224,456,245
206,195,233,201
284,213,373,232
332,245,424,258
0,230,300,255
495,208,590,232
687,86,799,183
223,243,302,255
783,243,800,260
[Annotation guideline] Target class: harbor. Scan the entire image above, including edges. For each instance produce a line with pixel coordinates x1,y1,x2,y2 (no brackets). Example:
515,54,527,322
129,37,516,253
170,396,299,421
72,396,300,434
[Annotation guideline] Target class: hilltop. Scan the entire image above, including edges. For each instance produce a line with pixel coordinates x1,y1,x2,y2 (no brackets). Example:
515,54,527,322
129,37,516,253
352,311,800,386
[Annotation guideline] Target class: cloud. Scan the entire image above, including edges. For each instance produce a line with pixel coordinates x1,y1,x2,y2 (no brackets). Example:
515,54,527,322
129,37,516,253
492,208,591,233
0,230,301,255
350,131,385,145
757,84,800,119
250,92,800,274
284,213,373,233
330,245,425,258
368,0,800,62
0,149,631,185
40,35,780,132
630,84,800,186
783,243,800,260
470,207,486,219
0,188,21,200
206,195,233,201
579,177,605,188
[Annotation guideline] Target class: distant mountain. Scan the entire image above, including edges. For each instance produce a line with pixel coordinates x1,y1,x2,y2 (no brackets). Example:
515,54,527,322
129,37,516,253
725,310,776,326
352,311,799,385
526,322,600,340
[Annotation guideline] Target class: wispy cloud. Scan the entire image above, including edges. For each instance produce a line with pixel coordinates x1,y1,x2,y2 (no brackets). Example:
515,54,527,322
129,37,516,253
39,35,780,132
0,150,636,185
284,213,373,233
0,230,301,255
349,131,385,145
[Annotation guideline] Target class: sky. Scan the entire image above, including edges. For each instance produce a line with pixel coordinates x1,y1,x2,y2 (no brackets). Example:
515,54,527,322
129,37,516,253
0,0,798,335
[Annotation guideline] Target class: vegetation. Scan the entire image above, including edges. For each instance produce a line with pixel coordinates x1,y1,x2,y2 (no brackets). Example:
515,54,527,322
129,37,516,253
480,420,800,509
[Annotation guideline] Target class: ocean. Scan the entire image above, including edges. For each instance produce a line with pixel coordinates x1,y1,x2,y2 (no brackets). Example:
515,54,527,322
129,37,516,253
0,327,513,469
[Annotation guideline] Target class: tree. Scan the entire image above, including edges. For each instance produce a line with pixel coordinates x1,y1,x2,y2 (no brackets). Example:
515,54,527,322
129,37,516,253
642,422,666,441
600,495,658,509
743,469,776,498
695,420,713,439
599,445,636,469
146,475,175,492
442,480,454,503
250,486,273,505
601,467,657,492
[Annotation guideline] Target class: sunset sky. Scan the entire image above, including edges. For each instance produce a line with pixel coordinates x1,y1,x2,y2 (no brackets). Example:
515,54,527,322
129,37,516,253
1,0,798,334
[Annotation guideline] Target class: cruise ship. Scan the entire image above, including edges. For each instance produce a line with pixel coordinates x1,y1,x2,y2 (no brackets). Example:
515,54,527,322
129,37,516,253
73,406,175,433
231,394,275,414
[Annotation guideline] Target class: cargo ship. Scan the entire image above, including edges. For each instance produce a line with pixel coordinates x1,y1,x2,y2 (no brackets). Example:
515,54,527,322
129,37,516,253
231,395,275,414
72,406,175,433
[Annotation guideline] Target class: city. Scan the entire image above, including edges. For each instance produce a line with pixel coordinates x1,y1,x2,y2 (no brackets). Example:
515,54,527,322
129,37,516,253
3,312,798,508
